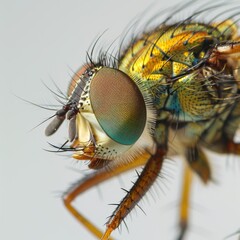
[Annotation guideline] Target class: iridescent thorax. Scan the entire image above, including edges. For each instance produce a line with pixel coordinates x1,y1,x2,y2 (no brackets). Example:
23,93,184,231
119,21,239,122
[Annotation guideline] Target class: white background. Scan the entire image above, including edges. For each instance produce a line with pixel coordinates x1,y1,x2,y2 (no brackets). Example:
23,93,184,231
1,0,240,240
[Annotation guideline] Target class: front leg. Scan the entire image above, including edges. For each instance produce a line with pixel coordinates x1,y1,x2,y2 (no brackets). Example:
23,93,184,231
101,148,166,240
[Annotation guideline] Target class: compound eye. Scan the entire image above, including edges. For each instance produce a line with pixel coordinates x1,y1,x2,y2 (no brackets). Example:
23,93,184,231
89,67,146,145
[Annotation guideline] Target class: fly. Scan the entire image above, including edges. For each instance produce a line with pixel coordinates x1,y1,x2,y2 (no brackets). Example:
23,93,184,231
43,1,240,239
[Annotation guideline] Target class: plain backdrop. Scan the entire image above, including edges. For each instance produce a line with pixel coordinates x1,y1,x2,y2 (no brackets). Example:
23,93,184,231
1,0,240,240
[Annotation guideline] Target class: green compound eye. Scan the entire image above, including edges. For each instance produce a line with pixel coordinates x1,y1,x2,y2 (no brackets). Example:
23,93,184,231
90,67,146,145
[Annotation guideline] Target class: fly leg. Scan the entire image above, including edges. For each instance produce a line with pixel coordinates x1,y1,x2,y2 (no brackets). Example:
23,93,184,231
176,146,211,240
177,164,193,240
101,148,166,240
63,152,150,240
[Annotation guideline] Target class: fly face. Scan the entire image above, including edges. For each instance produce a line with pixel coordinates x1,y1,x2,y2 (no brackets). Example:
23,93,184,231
45,65,156,168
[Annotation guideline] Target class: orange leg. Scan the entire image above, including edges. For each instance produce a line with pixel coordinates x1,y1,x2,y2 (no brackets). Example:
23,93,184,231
101,148,165,239
63,151,154,239
177,164,193,240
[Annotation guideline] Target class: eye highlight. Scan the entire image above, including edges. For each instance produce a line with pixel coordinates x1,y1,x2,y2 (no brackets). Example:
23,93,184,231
89,67,147,145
